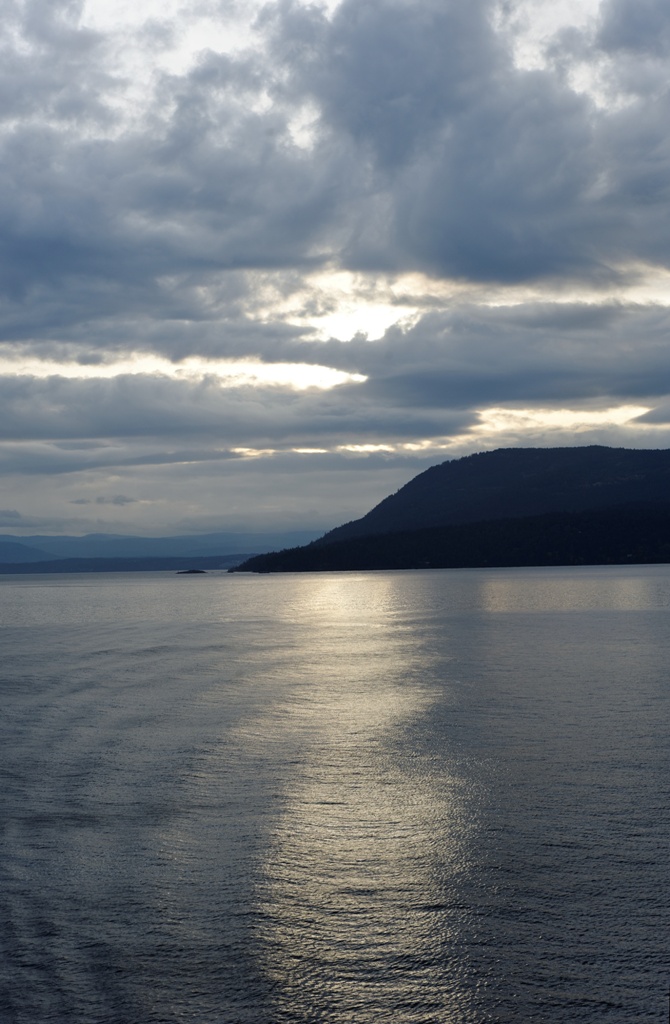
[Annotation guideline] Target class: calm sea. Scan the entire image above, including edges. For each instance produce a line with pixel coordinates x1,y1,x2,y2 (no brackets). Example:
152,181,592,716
0,566,668,1023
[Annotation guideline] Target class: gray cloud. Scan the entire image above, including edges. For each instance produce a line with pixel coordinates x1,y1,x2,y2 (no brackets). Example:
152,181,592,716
101,494,134,505
597,0,670,55
0,508,23,524
1,0,670,533
1,299,670,459
70,492,146,506
0,370,473,452
0,0,667,343
263,0,659,284
0,0,665,385
275,301,670,408
0,0,622,331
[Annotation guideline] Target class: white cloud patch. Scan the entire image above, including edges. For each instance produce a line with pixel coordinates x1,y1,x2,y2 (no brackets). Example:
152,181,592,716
0,354,365,389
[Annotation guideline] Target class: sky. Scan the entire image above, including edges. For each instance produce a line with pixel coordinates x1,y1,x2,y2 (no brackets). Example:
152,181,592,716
2,0,670,537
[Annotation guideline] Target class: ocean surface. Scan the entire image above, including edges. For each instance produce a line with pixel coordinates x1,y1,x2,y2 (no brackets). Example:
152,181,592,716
0,565,668,1024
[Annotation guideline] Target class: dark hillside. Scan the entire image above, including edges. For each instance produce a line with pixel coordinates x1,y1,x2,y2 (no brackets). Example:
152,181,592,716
232,445,670,573
321,446,670,544
235,506,670,573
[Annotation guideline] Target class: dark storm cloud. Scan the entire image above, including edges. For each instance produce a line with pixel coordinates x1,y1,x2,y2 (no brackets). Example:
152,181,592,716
263,0,500,168
263,0,650,284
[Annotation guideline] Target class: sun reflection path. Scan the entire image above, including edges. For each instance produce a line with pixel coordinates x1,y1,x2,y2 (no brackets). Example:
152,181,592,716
232,576,477,1022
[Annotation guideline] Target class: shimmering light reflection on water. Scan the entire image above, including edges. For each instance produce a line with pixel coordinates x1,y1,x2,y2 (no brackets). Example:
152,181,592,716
250,587,470,1021
0,566,669,1023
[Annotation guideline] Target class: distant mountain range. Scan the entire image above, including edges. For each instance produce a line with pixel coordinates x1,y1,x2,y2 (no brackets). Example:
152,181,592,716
0,530,322,573
0,540,52,564
234,446,670,572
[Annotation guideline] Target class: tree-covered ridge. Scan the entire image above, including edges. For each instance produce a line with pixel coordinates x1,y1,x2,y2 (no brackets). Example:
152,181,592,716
234,446,670,572
321,446,670,544
235,507,670,573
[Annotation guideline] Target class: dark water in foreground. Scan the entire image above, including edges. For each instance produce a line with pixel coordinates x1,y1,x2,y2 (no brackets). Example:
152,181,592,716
0,566,668,1023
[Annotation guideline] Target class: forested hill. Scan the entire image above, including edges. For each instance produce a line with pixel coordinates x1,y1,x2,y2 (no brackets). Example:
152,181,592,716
321,446,670,544
233,446,670,573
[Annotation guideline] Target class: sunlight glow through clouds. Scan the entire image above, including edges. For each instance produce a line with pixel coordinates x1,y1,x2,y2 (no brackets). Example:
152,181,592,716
272,264,670,344
331,405,656,460
80,0,604,87
80,0,341,82
0,356,365,390
270,271,427,341
81,0,256,67
195,397,660,463
311,304,416,342
338,444,397,453
79,0,266,128
499,0,602,71
475,404,652,433
494,0,624,110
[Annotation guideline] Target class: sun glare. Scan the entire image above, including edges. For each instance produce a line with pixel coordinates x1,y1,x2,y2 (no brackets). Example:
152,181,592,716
263,270,427,341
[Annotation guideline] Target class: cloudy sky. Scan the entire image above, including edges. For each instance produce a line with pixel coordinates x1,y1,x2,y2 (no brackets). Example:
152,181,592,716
2,0,670,536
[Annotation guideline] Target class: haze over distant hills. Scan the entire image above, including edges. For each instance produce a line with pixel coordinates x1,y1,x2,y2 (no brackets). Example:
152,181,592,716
0,530,322,573
235,446,670,573
0,541,52,564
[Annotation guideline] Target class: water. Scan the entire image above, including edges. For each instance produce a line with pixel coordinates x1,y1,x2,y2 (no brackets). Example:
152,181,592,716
0,566,668,1023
